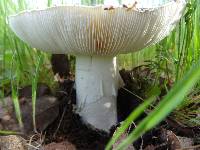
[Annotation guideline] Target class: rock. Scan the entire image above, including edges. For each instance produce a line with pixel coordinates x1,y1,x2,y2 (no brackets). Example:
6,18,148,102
2,114,11,121
0,135,27,150
0,95,59,134
21,96,59,133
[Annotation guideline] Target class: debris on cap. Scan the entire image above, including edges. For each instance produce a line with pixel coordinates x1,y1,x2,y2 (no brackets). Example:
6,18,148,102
104,5,115,10
123,1,138,11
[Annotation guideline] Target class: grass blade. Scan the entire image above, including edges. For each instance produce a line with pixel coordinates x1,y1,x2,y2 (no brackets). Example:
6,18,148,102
32,53,44,132
0,130,22,135
11,53,23,129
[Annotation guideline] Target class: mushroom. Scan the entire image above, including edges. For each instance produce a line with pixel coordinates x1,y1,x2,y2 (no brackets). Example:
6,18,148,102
8,0,186,132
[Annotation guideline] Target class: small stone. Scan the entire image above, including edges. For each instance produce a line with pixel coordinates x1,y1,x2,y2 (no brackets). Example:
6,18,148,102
43,141,76,150
2,114,11,121
144,145,155,150
0,135,27,150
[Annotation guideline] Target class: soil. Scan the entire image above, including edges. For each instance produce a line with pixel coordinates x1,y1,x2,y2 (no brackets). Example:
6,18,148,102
0,65,200,149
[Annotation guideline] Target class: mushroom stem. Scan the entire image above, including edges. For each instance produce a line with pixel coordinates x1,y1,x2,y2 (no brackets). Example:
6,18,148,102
75,55,123,132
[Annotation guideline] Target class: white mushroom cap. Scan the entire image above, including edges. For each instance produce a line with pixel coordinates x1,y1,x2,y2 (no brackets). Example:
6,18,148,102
9,0,186,56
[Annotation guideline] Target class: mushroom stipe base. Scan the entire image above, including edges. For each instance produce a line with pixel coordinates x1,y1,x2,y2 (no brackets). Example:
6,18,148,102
75,55,123,131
